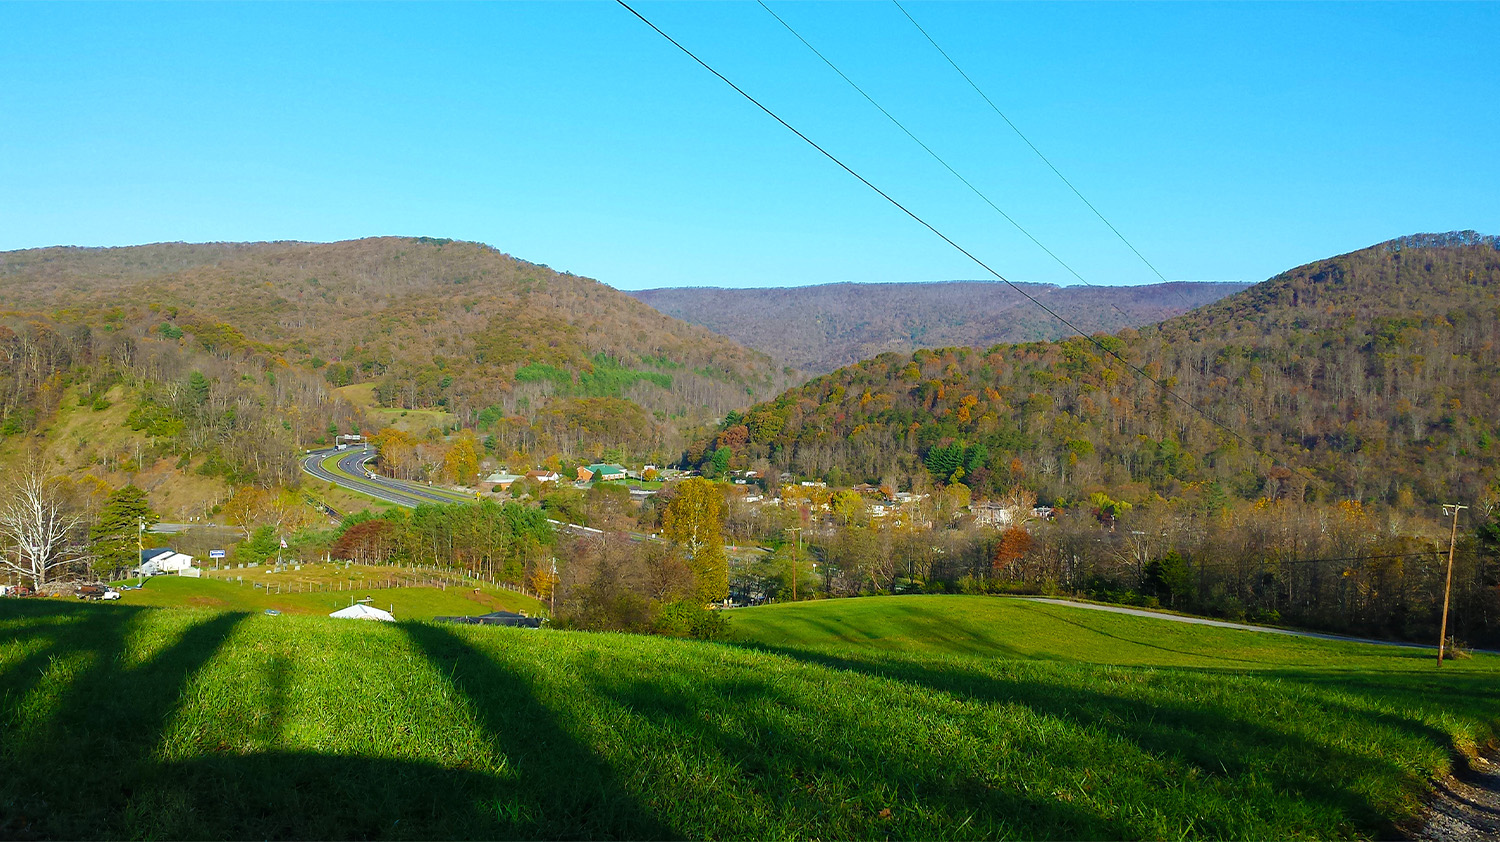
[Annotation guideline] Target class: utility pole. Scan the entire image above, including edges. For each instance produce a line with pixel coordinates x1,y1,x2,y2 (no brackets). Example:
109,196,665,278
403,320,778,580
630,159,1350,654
136,517,144,588
784,526,802,601
1437,503,1467,666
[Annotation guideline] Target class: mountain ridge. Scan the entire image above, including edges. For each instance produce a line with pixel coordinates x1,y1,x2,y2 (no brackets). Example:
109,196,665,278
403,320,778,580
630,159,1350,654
629,278,1252,374
693,233,1500,507
0,237,790,486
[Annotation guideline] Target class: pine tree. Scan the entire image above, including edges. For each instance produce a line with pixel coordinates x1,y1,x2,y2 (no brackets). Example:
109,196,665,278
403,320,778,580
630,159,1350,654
89,485,158,578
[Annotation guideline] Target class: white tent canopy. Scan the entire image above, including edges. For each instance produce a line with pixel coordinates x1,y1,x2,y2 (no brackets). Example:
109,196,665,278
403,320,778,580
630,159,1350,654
329,604,395,622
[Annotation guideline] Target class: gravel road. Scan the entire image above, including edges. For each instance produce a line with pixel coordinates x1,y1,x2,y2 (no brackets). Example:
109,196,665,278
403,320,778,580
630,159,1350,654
1015,597,1499,839
1414,748,1500,841
1014,597,1500,654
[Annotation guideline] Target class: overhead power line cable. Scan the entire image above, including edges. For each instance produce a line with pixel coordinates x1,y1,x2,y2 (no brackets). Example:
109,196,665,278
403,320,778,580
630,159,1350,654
614,0,1317,487
1183,548,1469,573
758,0,1317,495
891,0,1202,312
755,0,1139,332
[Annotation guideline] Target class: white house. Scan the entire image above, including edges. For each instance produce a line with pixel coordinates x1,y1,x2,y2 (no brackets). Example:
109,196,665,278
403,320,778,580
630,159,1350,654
138,548,197,576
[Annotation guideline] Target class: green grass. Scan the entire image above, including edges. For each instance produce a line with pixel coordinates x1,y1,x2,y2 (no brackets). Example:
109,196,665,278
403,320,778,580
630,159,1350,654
103,573,544,620
302,474,397,515
1,595,1495,839
724,594,1435,667
335,384,456,434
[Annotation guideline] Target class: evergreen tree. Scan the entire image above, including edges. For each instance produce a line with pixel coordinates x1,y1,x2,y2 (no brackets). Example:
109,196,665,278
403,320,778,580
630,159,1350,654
88,485,158,578
187,371,210,406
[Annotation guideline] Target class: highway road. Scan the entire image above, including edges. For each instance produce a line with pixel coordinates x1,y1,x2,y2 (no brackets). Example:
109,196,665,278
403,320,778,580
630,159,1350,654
299,447,644,541
148,522,240,535
301,447,476,509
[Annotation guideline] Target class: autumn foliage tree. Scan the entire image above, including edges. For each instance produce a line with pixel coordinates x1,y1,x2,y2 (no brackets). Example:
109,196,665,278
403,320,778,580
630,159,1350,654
661,478,728,603
992,526,1033,575
443,430,480,485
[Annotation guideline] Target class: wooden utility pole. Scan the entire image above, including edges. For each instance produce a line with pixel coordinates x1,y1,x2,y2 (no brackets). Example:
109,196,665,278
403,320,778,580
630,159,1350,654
784,526,802,601
1437,503,1467,666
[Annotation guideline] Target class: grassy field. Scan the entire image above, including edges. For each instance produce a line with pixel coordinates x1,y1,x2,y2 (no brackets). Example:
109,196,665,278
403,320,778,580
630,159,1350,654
336,383,455,434
106,572,545,620
302,473,397,516
723,594,1441,666
1,595,1495,839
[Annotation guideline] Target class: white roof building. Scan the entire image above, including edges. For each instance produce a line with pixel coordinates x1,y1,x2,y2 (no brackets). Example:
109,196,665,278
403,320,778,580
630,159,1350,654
329,604,395,622
137,548,196,576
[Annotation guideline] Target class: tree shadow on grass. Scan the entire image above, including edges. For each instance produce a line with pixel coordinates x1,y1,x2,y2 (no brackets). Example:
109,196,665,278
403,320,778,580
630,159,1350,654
1,605,675,840
401,622,678,840
0,601,146,715
576,658,1121,840
735,641,1419,838
1,602,248,839
1257,667,1500,759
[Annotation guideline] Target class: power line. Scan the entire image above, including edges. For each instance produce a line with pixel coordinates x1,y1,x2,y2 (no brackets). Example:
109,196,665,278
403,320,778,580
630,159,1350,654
757,0,1124,328
1186,549,1466,572
890,0,1199,312
758,1,1323,498
615,0,1318,488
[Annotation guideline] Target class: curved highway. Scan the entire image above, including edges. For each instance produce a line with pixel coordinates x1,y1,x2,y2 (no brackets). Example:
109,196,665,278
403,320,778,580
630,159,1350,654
302,447,474,509
300,447,650,542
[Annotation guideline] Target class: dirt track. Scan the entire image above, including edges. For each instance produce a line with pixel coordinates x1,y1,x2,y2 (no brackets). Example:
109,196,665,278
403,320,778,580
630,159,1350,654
1413,748,1500,841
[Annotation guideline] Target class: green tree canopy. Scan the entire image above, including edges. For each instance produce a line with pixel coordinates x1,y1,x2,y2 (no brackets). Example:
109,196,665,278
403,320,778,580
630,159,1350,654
88,485,159,577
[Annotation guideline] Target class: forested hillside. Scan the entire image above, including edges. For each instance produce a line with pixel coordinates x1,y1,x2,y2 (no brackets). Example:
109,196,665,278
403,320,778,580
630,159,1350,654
700,233,1500,507
1,238,789,466
631,279,1250,374
0,313,359,518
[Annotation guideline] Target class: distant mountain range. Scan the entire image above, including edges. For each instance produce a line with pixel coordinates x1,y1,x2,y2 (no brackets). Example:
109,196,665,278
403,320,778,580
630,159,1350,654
628,280,1252,375
693,232,1500,507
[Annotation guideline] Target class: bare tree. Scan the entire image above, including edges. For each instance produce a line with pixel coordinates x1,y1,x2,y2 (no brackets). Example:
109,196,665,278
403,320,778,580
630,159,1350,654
0,470,88,587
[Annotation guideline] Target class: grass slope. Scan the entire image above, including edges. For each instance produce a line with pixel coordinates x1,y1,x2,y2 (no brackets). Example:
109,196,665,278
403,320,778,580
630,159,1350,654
104,573,544,620
2,595,1496,840
0,383,232,521
336,383,456,434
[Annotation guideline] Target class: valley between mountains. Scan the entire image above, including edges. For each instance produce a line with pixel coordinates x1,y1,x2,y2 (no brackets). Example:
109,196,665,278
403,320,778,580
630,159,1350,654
2,232,1499,841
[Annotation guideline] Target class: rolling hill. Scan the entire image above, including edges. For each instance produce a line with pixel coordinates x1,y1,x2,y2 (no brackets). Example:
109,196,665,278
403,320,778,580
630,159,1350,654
697,232,1500,507
0,237,791,483
2,595,1495,839
630,279,1251,374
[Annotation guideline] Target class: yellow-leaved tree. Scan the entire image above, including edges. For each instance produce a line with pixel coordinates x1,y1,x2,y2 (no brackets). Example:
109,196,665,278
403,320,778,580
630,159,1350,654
661,478,728,604
443,431,480,486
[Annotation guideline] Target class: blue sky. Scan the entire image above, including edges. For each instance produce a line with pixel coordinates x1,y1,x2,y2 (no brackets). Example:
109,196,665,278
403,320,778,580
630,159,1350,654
2,1,1496,290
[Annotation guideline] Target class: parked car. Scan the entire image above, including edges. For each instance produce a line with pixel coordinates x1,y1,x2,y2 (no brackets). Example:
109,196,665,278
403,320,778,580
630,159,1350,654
76,584,115,600
99,588,121,601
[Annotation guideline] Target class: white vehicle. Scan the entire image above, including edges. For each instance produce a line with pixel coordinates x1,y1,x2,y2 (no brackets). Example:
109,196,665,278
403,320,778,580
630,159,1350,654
100,589,121,601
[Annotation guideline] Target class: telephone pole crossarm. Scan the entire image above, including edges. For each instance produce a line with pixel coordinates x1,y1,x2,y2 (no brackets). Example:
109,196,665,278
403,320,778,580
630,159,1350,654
1437,503,1468,666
